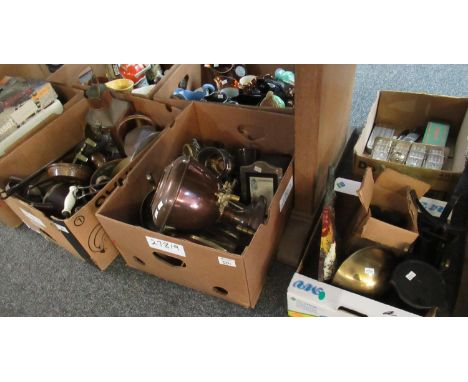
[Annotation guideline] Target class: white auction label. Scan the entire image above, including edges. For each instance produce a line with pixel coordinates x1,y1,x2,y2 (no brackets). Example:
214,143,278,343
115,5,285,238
20,208,45,229
54,223,69,233
406,271,417,281
279,177,293,212
218,256,236,267
146,236,186,257
254,166,262,173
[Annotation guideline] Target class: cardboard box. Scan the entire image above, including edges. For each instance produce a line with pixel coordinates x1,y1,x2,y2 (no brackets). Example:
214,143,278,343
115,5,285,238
287,178,420,317
287,174,458,317
96,102,295,307
47,64,106,89
288,272,418,317
353,91,468,192
153,64,295,113
47,64,177,99
0,75,82,227
0,64,50,81
0,199,22,228
0,97,180,269
349,167,430,253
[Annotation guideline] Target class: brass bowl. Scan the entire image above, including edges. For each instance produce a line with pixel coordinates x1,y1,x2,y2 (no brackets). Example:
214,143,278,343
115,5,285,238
332,247,395,296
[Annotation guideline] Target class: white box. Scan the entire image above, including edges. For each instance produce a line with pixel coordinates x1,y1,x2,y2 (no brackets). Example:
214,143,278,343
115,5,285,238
287,272,418,317
285,176,447,317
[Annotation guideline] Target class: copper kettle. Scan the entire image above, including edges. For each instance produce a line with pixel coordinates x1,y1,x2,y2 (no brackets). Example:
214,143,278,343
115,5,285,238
150,156,266,234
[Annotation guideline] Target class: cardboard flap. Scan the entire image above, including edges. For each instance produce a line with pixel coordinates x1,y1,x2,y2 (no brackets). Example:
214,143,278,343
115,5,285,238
375,168,431,198
362,217,418,252
357,167,374,212
406,189,419,232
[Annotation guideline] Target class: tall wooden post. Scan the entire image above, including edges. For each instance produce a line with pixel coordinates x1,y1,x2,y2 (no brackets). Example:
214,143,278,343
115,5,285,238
277,64,356,266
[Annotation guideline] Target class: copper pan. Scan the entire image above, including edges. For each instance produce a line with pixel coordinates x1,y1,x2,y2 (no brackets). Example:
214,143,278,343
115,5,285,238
47,163,93,184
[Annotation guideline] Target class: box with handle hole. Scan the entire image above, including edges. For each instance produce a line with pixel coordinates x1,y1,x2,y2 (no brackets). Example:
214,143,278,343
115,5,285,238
96,102,295,307
153,64,295,114
47,64,178,100
0,96,180,270
0,65,83,227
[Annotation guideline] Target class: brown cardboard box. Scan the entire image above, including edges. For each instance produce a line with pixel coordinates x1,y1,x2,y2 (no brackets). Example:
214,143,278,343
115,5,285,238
0,97,180,269
0,199,22,228
349,167,430,253
0,64,50,80
0,101,92,255
48,64,177,99
47,64,106,89
353,91,468,192
153,64,295,113
96,102,295,307
0,71,82,228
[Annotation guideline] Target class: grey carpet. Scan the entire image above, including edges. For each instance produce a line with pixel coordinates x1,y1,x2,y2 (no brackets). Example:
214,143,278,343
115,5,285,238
1,64,467,316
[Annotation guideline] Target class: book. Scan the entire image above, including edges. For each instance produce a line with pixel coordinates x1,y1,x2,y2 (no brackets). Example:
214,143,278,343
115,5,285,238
0,76,59,143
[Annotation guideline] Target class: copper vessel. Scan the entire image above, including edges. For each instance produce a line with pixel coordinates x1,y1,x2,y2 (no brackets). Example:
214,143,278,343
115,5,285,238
112,114,157,155
150,156,266,233
47,163,93,184
123,126,160,159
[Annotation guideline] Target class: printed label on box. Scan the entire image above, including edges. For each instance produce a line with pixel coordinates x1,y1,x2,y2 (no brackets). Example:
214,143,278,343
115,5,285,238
20,208,45,229
54,223,69,233
146,236,186,257
334,177,361,196
419,197,447,218
218,256,236,267
280,177,293,212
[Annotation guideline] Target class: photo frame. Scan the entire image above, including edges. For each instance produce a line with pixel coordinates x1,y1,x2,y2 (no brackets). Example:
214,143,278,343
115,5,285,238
240,161,283,206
